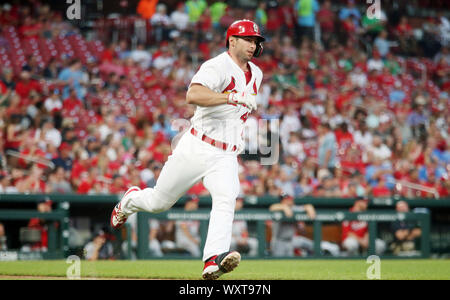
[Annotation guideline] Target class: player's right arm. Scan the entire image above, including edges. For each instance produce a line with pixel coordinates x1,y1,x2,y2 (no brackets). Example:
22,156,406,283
186,83,257,110
186,57,257,110
186,83,228,107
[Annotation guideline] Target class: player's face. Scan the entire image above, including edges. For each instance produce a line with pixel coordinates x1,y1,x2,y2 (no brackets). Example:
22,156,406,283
233,36,258,61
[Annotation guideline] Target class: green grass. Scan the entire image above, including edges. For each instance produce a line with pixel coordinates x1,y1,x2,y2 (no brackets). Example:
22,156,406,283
0,259,449,280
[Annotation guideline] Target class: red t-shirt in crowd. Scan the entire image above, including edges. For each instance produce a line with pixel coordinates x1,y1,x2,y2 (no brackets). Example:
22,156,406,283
342,208,368,241
15,79,41,98
317,8,335,32
63,96,83,112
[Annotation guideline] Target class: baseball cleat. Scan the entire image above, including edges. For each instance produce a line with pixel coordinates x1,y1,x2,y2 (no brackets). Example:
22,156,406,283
202,251,241,280
110,186,141,229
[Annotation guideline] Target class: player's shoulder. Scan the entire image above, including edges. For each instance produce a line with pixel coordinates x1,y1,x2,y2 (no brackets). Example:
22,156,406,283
249,61,263,77
200,52,228,69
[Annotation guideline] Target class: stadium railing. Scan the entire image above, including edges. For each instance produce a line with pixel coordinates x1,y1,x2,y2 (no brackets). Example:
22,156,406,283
0,193,446,260
135,208,431,259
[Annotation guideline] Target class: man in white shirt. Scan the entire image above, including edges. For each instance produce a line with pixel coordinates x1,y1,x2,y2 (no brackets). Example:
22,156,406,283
129,44,152,69
170,2,190,32
366,135,392,161
44,89,63,113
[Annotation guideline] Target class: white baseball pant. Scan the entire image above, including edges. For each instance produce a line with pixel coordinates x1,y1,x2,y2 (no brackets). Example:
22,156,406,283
342,237,386,255
124,131,240,261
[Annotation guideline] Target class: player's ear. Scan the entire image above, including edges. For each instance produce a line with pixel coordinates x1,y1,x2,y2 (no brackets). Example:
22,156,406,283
229,36,236,48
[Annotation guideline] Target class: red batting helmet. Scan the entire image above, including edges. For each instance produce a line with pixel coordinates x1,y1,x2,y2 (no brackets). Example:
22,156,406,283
226,19,265,57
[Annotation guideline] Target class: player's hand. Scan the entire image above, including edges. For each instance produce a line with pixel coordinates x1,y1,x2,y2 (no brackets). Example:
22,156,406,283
227,92,257,111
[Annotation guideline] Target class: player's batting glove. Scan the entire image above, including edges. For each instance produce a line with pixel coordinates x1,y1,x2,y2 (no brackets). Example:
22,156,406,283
227,92,257,111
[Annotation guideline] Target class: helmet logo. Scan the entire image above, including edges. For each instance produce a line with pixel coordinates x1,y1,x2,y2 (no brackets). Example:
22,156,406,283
253,23,259,33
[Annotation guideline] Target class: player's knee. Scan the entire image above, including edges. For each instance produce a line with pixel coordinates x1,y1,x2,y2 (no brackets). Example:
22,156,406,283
148,201,171,213
147,189,177,213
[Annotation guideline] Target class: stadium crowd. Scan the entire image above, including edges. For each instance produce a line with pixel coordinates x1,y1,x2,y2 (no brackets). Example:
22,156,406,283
0,0,449,205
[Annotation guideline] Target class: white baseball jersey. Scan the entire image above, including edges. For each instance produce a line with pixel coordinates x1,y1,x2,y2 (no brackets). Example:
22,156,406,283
189,51,263,150
122,51,263,262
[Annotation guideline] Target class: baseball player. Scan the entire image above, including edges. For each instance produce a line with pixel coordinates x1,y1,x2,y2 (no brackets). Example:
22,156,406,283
111,19,265,280
175,195,201,257
269,193,340,257
230,196,259,256
342,196,386,256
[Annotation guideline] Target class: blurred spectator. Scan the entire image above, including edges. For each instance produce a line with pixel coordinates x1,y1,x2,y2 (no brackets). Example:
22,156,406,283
0,173,18,193
366,135,392,162
294,171,313,196
316,0,335,46
52,142,73,172
48,166,73,194
394,16,418,56
1,67,15,90
341,196,386,256
43,58,61,80
389,201,422,255
374,30,394,58
407,96,429,140
16,164,50,194
185,0,207,25
294,0,320,41
269,192,340,256
148,218,176,257
254,1,267,32
334,122,353,150
15,69,42,99
437,11,450,47
84,229,114,260
26,197,54,252
147,218,164,257
367,50,384,72
35,117,62,149
129,43,152,69
230,196,258,256
317,122,337,172
175,195,201,257
338,0,360,25
151,3,171,43
152,42,175,76
0,222,7,250
365,155,395,192
4,113,26,153
349,66,367,88
269,192,315,257
170,2,190,32
277,0,297,38
361,5,387,42
58,59,87,101
44,89,63,114
137,0,158,19
209,1,227,30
